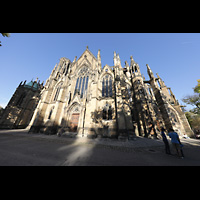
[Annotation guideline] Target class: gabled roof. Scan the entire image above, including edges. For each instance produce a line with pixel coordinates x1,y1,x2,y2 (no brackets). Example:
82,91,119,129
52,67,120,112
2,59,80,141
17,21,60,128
76,47,97,63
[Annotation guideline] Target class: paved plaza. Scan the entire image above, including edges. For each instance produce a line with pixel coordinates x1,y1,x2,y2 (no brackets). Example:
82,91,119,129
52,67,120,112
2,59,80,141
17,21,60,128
0,129,200,166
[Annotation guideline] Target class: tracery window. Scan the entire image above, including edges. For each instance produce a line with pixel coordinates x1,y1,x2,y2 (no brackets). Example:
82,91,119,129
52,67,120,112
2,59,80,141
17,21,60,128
74,66,89,99
53,82,63,101
102,75,113,97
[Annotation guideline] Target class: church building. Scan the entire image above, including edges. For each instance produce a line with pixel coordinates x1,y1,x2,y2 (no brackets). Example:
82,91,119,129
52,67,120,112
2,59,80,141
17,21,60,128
0,47,194,138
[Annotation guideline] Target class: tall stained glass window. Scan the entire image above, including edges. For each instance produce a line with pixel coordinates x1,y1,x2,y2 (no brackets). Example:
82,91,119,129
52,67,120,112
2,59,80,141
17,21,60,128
102,75,113,97
74,66,89,99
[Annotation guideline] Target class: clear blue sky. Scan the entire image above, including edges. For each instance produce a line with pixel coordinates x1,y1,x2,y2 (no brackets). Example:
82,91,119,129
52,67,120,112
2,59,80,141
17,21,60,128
0,33,199,110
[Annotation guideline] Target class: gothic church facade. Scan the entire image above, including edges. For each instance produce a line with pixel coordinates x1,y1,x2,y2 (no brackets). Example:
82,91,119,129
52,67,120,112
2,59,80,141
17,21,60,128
1,47,194,138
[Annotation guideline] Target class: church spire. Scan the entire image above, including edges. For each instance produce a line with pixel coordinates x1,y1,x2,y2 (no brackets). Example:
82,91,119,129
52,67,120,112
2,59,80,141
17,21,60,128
114,51,117,66
97,49,101,69
146,64,155,79
113,51,121,66
156,73,166,88
130,55,136,66
130,55,141,75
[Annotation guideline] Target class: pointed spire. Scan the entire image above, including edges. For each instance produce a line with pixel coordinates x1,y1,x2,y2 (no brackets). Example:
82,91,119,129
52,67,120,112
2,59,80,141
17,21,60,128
146,64,155,79
73,56,77,63
113,51,121,66
53,64,57,71
117,54,121,66
130,55,135,66
97,49,101,68
97,49,101,57
114,51,117,66
19,81,23,87
156,73,166,87
168,87,178,105
125,61,130,71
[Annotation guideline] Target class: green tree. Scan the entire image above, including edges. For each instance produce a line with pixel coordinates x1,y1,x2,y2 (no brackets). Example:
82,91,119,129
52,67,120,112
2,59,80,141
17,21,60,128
194,79,200,93
0,33,10,46
182,80,200,131
182,80,200,114
185,112,200,131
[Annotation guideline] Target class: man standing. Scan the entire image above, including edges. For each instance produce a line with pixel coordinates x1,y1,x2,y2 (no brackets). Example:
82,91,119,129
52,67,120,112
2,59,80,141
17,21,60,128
168,128,184,159
161,127,171,155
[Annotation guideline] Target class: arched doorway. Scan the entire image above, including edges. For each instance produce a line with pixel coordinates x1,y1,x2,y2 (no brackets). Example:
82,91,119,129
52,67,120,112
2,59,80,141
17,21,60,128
66,103,80,132
70,113,80,132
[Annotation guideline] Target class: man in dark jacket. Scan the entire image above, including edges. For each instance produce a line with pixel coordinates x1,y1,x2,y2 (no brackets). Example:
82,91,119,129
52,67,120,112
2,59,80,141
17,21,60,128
161,127,171,155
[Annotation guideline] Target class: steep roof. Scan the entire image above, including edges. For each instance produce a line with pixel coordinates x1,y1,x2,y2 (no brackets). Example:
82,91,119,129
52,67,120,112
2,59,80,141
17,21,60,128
24,81,39,90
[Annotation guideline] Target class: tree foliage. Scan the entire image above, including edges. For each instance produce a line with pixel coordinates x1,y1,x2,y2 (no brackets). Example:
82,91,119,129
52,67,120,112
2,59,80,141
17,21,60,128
182,80,200,114
194,79,200,93
0,33,10,46
182,94,200,113
182,80,200,131
185,112,200,131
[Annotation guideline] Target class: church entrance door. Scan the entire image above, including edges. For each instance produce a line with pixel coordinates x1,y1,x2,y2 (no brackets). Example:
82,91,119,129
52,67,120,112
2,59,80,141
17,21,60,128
69,113,80,132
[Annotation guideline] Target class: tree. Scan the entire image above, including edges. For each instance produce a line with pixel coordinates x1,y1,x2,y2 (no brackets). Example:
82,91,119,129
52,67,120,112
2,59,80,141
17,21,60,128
194,79,200,93
0,33,10,46
182,80,200,114
185,112,200,131
182,80,200,132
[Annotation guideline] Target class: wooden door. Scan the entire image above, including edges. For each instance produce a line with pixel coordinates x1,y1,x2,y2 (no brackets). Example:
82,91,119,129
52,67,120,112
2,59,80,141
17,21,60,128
70,113,80,132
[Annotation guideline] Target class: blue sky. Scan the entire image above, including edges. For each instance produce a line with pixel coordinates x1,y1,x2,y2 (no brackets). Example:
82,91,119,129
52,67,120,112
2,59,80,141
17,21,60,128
0,33,199,110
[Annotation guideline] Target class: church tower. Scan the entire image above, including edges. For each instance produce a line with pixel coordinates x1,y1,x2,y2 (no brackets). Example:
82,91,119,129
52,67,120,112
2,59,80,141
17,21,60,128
129,57,158,137
0,79,43,129
145,64,193,137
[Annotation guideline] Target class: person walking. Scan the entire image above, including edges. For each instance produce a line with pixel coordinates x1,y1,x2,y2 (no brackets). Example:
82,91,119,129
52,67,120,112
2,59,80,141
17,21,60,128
168,128,184,159
161,127,171,155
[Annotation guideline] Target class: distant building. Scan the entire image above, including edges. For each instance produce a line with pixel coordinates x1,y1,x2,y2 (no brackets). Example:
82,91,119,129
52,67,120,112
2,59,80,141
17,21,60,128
0,47,194,138
0,79,43,129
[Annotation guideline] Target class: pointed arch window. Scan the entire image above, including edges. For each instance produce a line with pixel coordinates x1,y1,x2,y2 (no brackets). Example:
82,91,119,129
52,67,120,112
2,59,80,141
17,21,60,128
102,75,113,97
74,67,89,99
80,76,85,98
53,82,63,102
109,77,112,97
74,77,80,96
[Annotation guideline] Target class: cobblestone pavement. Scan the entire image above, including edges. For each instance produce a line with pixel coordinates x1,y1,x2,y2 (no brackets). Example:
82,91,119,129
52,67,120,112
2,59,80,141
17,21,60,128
0,129,200,166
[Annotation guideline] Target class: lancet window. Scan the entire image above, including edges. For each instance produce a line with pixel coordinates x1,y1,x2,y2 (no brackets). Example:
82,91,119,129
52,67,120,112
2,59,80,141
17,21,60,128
74,66,89,99
48,106,54,120
53,82,63,101
102,75,113,97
